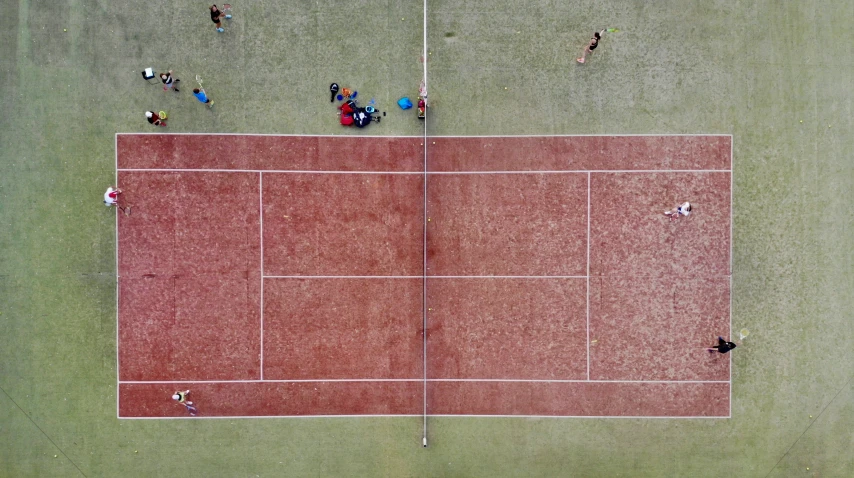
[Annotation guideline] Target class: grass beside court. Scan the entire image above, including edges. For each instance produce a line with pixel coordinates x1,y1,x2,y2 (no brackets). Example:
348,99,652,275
1,0,852,476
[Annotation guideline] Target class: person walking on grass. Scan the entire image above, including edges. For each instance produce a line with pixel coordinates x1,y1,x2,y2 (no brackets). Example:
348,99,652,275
145,111,166,127
104,186,130,215
160,70,180,92
172,390,198,415
708,336,737,354
193,88,214,108
577,30,605,64
210,5,226,32
664,201,692,221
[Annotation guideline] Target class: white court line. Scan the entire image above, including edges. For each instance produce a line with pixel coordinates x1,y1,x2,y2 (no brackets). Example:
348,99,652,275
264,275,424,279
259,172,265,380
246,275,731,279
729,136,734,415
118,414,732,420
119,379,728,384
114,134,120,419
116,132,423,138
116,168,731,174
116,132,732,138
117,168,423,174
429,169,731,174
586,172,591,380
119,414,423,420
262,275,588,279
429,379,729,384
418,133,734,138
121,379,422,384
428,414,729,419
422,0,430,447
429,275,586,279
118,414,728,420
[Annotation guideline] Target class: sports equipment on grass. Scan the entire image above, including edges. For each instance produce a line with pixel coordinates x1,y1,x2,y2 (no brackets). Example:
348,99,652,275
158,111,168,119
195,74,204,88
739,328,750,340
223,4,232,19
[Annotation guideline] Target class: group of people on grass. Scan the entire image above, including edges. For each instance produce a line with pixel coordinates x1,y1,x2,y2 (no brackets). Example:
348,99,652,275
145,69,214,128
144,5,228,127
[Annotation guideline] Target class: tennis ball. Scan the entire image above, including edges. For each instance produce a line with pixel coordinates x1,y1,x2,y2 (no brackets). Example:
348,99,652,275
505,87,508,90
63,29,67,32
799,120,803,123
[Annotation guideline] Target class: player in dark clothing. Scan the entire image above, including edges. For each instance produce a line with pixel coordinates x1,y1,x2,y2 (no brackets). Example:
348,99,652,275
211,5,225,32
708,336,737,354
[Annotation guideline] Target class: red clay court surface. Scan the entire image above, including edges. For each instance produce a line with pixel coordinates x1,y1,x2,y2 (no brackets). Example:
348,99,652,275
115,134,732,418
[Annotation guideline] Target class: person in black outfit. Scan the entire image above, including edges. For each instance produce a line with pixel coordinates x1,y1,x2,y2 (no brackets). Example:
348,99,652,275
577,30,604,64
210,5,225,32
708,336,737,354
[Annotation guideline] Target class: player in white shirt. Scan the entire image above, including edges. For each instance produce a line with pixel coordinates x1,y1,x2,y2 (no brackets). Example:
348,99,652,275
664,201,691,221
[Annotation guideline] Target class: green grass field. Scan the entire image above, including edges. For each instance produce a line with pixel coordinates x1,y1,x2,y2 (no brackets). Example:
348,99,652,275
1,0,852,476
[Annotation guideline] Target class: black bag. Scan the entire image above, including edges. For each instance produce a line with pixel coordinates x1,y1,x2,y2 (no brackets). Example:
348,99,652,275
329,83,339,102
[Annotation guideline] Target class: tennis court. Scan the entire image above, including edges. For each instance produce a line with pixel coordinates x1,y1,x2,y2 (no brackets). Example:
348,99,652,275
116,133,732,424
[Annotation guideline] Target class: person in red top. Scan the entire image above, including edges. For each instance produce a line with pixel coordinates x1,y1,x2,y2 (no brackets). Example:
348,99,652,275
338,100,356,126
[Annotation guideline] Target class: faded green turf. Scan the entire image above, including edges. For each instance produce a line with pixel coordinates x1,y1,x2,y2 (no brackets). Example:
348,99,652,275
1,0,852,476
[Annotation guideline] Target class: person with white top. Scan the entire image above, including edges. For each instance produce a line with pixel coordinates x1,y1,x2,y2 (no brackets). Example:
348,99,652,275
104,186,130,215
172,390,197,416
664,201,691,221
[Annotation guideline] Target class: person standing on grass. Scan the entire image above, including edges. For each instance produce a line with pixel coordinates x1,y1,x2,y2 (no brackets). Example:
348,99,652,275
193,88,214,108
145,111,166,127
160,70,180,92
210,5,225,32
104,186,130,215
172,390,198,415
708,336,737,354
664,201,692,221
577,30,604,64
